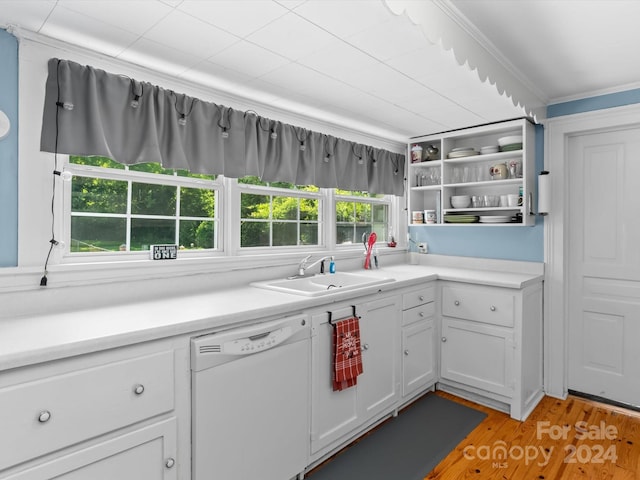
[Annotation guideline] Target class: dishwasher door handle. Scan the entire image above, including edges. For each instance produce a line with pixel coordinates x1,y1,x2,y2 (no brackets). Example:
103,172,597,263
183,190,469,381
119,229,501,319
248,331,271,341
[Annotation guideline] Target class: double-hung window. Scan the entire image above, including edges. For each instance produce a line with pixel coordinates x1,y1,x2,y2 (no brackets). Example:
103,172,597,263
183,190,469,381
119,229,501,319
237,177,321,249
65,156,220,256
335,190,390,246
62,158,396,260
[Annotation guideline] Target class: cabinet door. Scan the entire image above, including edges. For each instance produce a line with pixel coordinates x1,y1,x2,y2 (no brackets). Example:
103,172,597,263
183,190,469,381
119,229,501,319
357,296,402,420
0,350,175,471
440,317,514,397
5,418,177,480
310,314,360,455
402,318,436,397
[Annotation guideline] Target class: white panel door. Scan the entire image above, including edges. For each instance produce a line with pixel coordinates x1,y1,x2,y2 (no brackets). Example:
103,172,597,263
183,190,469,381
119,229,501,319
357,296,402,420
568,126,640,406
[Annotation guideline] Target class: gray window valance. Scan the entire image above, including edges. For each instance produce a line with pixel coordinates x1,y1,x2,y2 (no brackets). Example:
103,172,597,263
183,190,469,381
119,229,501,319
40,58,405,196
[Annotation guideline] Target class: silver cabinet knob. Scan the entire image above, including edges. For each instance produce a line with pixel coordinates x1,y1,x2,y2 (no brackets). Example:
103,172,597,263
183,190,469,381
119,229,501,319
133,384,145,395
419,311,425,317
361,343,369,351
419,295,424,301
441,337,447,342
454,300,460,306
38,410,51,423
404,349,410,356
165,458,175,469
490,305,496,311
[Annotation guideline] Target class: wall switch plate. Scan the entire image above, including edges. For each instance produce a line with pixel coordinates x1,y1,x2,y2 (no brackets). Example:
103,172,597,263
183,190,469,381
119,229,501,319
418,243,428,254
150,244,177,260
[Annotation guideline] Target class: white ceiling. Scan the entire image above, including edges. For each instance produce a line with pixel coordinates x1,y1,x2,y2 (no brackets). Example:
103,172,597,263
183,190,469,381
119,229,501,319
450,0,640,103
1,0,638,143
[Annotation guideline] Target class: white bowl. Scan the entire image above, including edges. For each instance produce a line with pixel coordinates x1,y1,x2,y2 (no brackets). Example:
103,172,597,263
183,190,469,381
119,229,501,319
480,145,499,154
497,135,523,146
450,195,471,208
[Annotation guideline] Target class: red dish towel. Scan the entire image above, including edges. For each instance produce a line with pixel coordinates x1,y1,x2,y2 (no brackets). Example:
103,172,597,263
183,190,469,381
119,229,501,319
332,316,364,391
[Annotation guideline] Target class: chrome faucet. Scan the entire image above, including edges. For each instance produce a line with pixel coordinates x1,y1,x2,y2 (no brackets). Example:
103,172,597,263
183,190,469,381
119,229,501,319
298,255,334,276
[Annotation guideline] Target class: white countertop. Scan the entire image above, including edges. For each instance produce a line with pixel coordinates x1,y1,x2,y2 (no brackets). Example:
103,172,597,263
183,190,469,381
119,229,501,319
0,262,543,372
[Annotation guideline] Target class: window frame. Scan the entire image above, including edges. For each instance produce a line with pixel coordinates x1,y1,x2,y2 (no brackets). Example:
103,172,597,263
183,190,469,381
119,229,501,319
61,161,224,263
59,157,401,264
334,191,392,248
235,180,324,252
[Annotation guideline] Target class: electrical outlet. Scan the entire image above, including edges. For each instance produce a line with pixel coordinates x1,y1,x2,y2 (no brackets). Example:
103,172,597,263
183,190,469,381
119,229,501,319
417,243,428,254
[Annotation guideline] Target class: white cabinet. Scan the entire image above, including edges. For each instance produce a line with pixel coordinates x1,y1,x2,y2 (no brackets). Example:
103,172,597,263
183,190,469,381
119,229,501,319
438,281,544,420
0,340,187,480
401,284,436,398
3,419,177,480
357,296,403,419
440,317,514,397
408,118,536,226
309,294,401,459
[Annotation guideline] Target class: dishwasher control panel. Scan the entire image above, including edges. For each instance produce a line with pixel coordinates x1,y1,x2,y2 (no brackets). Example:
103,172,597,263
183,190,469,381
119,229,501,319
191,314,310,370
225,326,291,354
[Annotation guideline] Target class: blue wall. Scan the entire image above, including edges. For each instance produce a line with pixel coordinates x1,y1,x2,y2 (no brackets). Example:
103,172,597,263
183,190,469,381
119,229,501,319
0,29,18,267
413,87,640,263
547,88,640,118
409,124,545,262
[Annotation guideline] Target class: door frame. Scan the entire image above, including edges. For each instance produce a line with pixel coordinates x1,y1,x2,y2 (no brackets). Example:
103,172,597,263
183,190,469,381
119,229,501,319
544,103,640,399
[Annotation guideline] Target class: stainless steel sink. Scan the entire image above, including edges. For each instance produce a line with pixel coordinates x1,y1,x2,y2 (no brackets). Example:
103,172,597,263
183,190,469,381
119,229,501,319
251,271,395,297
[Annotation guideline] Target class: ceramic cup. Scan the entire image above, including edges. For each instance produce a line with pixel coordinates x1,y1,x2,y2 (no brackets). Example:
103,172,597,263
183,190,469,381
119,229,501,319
507,194,519,207
424,210,436,224
490,163,507,180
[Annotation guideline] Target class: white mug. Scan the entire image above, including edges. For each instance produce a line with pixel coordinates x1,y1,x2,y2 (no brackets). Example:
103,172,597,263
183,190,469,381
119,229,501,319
424,210,436,224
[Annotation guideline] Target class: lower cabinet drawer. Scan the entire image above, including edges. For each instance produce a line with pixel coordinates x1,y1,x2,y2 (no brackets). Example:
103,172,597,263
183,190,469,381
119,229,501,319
0,350,175,471
442,284,515,327
402,284,435,311
402,302,435,327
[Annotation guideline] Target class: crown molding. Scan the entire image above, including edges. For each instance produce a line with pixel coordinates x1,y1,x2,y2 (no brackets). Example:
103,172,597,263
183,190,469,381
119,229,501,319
435,0,549,105
384,0,547,121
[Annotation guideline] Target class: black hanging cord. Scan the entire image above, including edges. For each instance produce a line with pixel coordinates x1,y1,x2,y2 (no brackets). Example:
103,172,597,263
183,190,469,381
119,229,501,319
217,106,231,136
41,60,63,286
172,92,197,124
129,78,143,107
323,136,336,161
294,127,309,151
390,154,399,175
247,111,278,139
255,115,271,132
351,144,364,164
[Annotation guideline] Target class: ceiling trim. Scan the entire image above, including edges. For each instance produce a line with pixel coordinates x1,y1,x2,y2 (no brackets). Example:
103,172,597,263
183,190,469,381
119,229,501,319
435,0,548,105
548,80,640,106
383,0,546,121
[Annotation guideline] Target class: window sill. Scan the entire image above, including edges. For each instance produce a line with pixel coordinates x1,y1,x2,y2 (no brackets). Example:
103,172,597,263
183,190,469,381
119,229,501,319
0,247,408,295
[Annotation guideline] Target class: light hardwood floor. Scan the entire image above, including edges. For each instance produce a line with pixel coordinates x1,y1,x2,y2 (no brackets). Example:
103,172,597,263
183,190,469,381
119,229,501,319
429,391,640,479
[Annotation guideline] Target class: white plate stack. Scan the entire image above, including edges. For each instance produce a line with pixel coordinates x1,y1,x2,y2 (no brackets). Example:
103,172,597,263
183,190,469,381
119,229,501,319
479,215,513,223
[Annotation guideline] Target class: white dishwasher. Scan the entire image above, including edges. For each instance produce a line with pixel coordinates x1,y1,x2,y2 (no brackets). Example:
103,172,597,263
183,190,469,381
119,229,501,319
191,314,310,480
